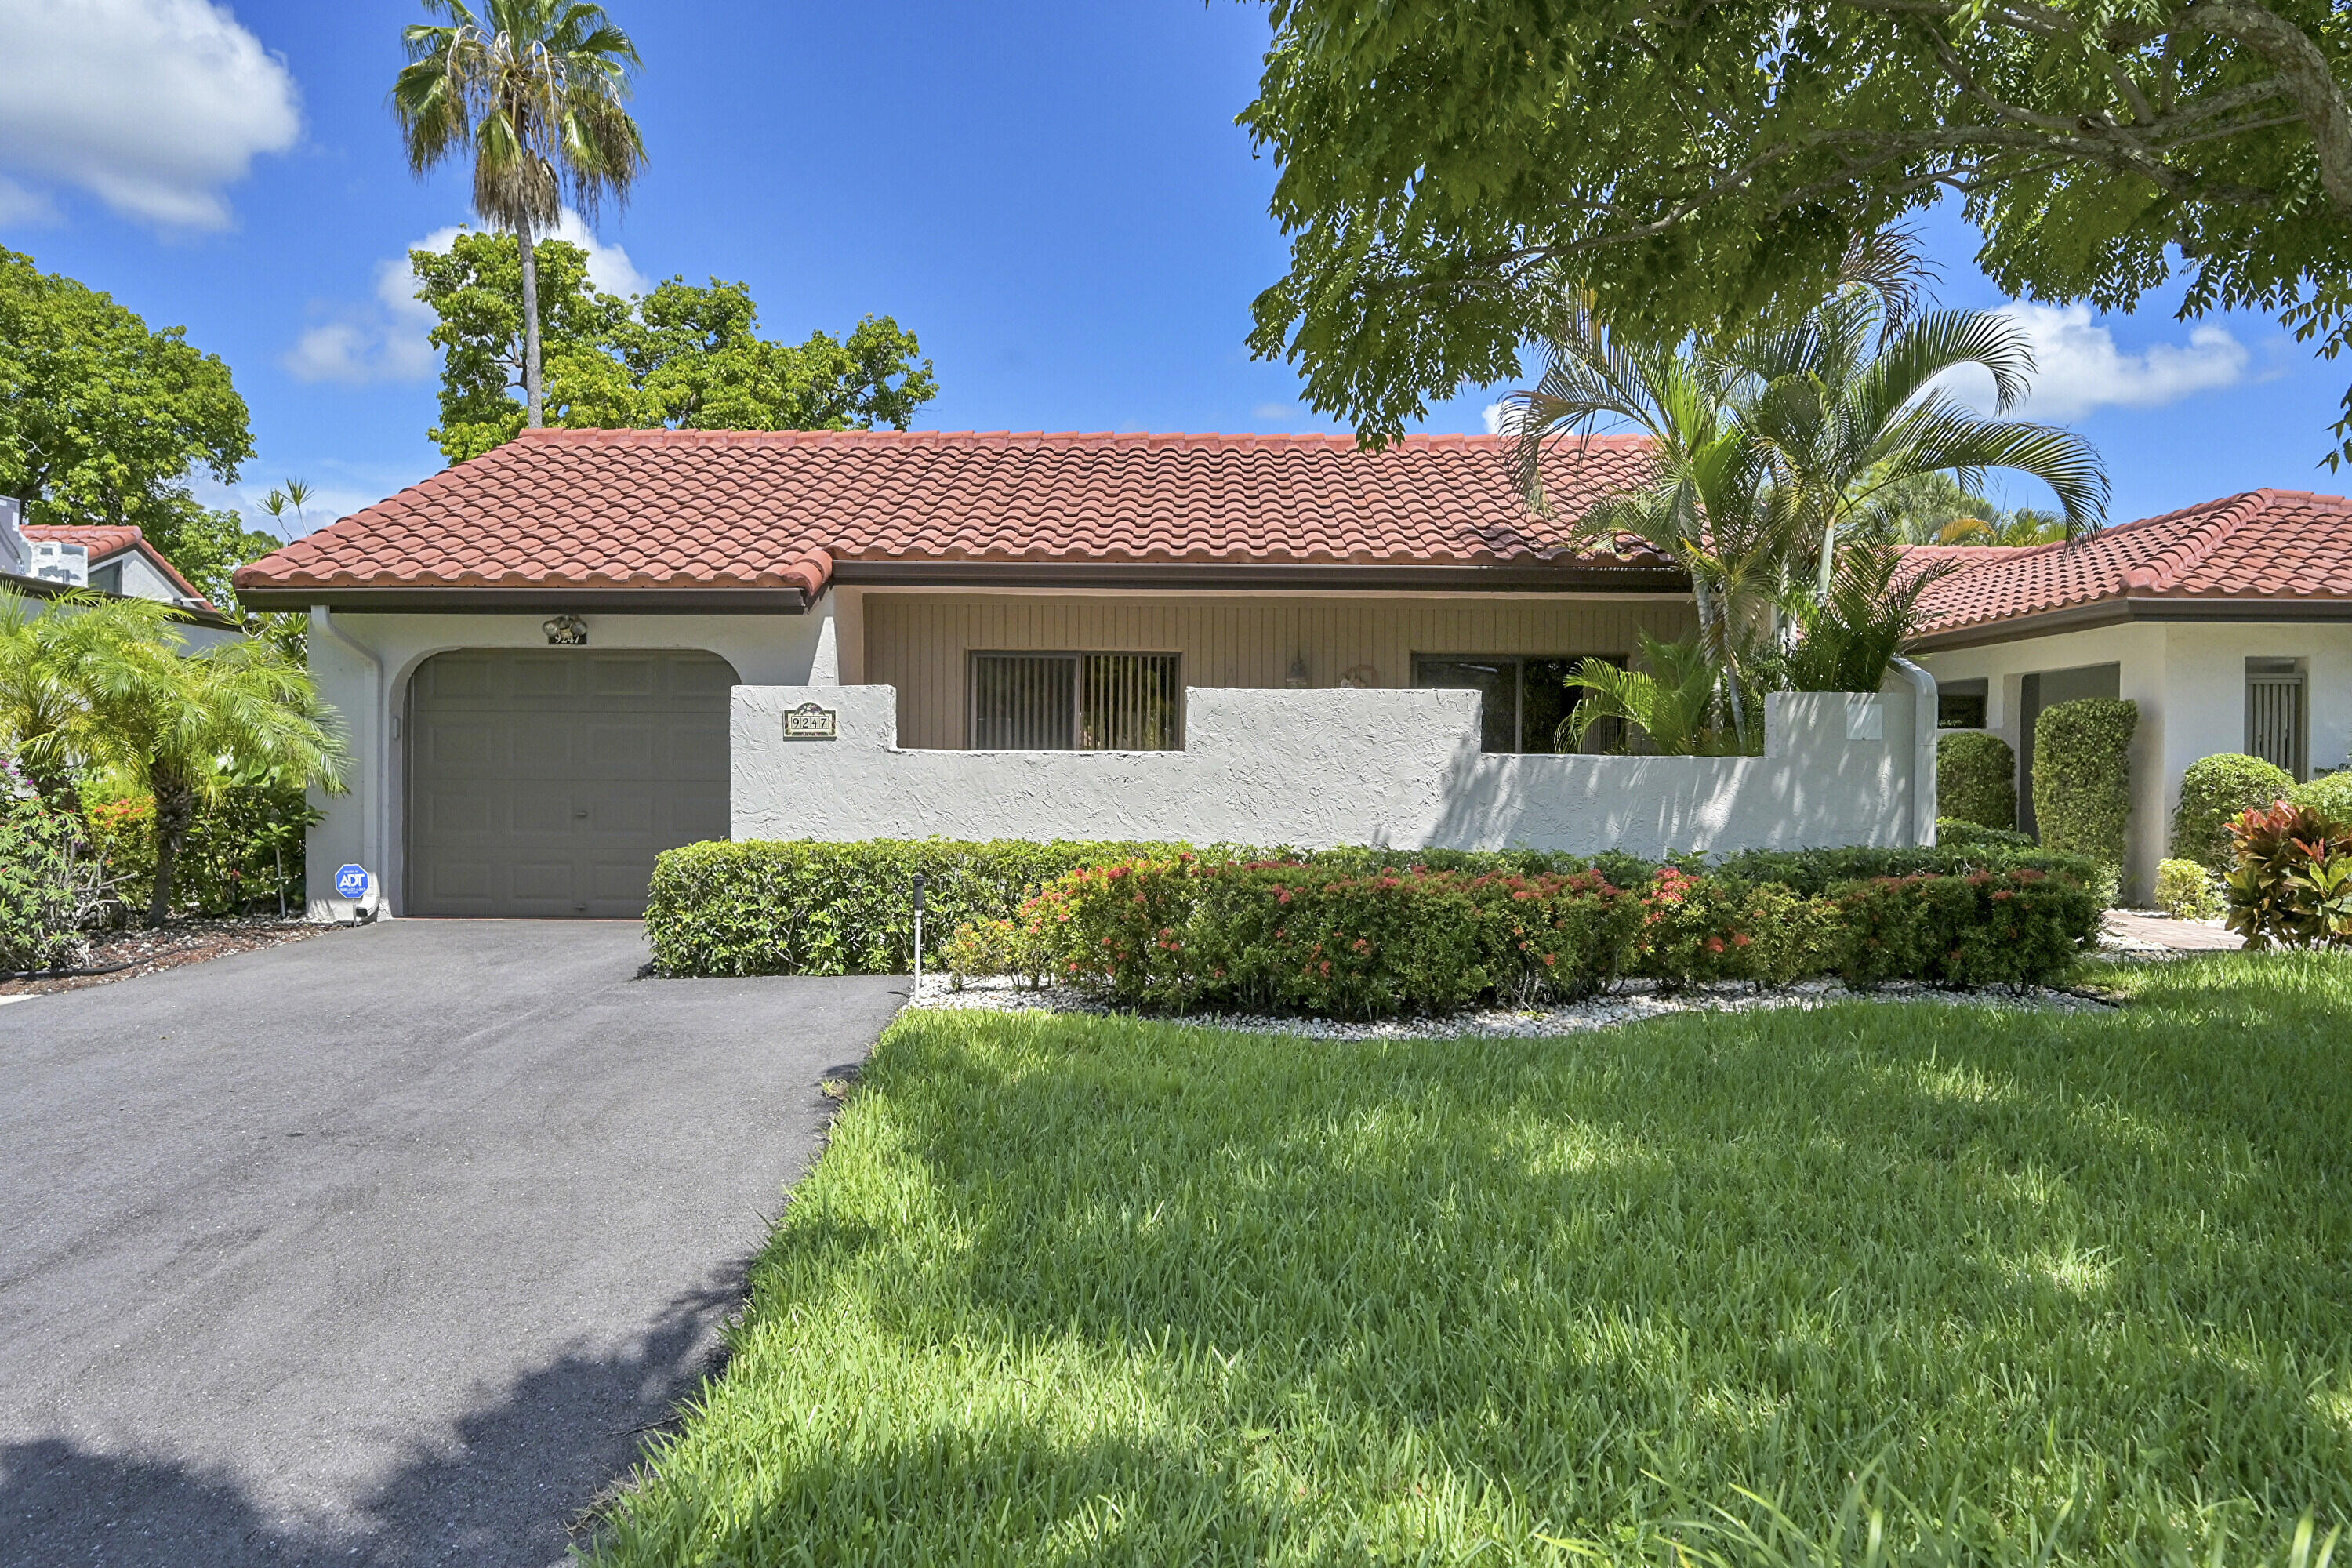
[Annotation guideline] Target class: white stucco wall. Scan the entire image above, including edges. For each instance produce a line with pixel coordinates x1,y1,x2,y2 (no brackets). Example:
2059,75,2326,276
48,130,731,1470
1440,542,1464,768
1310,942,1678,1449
303,604,833,920
731,672,1934,857
1918,619,2352,902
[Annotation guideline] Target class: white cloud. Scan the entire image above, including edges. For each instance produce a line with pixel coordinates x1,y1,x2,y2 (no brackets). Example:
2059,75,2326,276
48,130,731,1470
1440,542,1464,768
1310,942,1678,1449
285,210,648,385
1481,400,1509,435
0,0,299,230
1944,302,2249,422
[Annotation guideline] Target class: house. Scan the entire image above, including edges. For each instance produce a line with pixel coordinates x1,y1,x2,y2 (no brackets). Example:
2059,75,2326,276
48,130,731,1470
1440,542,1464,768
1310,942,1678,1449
1,498,243,646
233,428,1940,920
1911,490,2352,899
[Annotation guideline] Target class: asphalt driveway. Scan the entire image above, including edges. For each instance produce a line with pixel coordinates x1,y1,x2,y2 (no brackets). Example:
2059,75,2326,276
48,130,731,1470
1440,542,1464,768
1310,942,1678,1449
0,920,906,1567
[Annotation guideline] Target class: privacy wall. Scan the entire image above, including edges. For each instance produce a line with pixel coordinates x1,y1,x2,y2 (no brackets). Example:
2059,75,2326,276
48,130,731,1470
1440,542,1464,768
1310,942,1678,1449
732,669,1938,856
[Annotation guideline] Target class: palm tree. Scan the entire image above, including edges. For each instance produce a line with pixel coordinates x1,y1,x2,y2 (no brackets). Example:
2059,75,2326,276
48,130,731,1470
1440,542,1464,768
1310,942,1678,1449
1730,287,2106,596
0,593,347,924
392,1,647,432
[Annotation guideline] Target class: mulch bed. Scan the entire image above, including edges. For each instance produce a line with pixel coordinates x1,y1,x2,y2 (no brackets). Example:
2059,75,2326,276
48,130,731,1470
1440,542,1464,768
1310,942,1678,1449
1,917,326,997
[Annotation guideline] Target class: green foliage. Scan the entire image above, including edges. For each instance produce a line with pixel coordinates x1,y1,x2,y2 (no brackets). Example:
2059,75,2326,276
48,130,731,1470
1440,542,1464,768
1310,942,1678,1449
1565,630,1743,755
1935,819,2035,851
81,772,314,919
411,230,938,462
0,591,345,923
971,854,2092,1011
2224,801,2352,950
1938,731,2018,832
644,839,1174,977
2173,752,2299,872
590,954,2352,1564
0,757,103,971
1833,869,2103,989
1773,545,1948,693
1006,857,1652,1017
1240,0,2352,466
2156,858,2227,922
2291,770,2352,831
2033,699,2138,875
0,248,254,593
655,838,2099,988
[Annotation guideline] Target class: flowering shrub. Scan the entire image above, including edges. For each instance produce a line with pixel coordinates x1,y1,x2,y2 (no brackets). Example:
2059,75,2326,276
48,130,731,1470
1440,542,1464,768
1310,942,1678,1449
2223,801,2352,949
994,857,1646,1018
956,855,2096,1014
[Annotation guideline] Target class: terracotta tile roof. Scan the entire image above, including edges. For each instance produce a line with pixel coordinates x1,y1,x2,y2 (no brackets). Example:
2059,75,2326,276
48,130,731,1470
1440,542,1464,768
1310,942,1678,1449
24,524,209,604
233,428,1670,598
1913,490,2352,641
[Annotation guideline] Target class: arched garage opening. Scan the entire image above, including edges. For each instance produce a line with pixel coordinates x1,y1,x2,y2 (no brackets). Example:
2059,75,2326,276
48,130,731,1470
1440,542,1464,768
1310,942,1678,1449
405,648,738,917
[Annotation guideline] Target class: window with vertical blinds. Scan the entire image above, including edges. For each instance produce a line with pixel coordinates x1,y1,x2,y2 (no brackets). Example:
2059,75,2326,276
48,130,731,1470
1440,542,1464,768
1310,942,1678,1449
970,653,1182,750
2246,659,2307,779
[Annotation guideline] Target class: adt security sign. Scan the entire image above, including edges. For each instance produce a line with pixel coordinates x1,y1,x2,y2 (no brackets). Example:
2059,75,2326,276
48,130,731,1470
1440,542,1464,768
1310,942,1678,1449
335,863,373,902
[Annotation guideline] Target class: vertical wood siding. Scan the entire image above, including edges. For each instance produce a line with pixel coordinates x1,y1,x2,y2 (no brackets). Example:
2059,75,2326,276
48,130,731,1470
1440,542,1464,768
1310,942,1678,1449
865,593,1699,749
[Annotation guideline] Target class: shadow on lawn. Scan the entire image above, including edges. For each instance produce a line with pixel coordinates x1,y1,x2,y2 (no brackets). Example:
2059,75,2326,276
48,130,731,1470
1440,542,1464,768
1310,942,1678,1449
0,1265,740,1568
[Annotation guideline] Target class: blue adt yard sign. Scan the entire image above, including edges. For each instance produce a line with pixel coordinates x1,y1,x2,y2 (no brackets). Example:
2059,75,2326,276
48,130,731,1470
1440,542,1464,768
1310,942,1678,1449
335,864,372,901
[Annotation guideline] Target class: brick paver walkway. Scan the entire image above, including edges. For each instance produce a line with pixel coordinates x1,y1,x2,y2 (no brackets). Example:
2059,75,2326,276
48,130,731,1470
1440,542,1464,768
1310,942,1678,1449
2103,909,2245,953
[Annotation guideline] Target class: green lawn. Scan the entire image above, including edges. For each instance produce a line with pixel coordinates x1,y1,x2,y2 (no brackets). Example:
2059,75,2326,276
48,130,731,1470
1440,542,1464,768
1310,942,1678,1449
592,956,2352,1566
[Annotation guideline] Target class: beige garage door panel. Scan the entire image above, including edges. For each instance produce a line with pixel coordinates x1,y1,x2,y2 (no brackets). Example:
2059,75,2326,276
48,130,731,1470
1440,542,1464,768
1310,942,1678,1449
408,649,735,918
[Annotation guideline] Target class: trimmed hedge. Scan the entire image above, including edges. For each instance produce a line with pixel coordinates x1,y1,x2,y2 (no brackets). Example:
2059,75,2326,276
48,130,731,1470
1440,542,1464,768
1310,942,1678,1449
2291,770,2352,830
1937,731,2017,830
955,853,2099,1014
645,839,1174,976
650,837,2106,978
2033,699,2137,873
1936,819,2034,851
2154,858,2224,921
2172,753,2295,872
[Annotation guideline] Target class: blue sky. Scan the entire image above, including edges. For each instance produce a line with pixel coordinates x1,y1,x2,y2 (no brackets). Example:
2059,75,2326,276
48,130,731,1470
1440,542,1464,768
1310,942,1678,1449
2,0,2346,532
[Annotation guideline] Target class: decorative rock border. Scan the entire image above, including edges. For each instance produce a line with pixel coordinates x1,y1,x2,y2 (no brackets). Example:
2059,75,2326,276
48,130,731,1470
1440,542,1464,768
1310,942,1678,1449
908,972,2114,1042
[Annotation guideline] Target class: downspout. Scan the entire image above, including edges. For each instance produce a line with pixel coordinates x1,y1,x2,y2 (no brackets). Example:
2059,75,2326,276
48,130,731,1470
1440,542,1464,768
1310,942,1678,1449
1892,657,1939,845
310,606,385,910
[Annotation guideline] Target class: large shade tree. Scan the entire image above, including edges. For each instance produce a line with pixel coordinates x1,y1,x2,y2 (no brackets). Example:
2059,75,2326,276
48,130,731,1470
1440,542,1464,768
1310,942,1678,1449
0,249,268,602
410,232,938,462
393,0,648,432
1242,0,2352,459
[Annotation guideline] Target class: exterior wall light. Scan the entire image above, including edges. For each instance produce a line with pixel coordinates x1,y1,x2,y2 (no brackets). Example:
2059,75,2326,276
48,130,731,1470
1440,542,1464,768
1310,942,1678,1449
543,614,588,646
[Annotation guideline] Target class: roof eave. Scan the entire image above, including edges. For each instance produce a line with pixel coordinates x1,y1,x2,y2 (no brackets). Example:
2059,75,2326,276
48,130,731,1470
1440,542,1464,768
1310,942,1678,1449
0,572,241,631
231,583,817,614
1911,593,2352,652
827,559,1691,593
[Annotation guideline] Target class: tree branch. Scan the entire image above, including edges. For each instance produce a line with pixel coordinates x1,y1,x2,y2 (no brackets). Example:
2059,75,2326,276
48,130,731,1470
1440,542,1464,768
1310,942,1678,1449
2183,0,2352,217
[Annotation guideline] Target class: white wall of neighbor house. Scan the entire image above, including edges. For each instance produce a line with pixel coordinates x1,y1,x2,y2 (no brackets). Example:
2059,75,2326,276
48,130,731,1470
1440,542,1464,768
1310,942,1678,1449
1918,620,2352,902
302,602,833,920
731,670,1936,857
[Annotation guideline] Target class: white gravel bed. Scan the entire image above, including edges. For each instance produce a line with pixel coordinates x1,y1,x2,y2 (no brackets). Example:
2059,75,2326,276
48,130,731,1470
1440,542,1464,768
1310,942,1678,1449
908,971,2114,1040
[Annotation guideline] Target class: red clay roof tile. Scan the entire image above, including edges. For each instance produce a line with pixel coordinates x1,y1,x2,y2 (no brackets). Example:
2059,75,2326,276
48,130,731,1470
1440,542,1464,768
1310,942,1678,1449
1913,490,2352,637
233,428,1667,596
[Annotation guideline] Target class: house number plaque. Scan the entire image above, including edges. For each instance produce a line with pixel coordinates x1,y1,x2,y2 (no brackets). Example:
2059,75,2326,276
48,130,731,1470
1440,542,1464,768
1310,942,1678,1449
783,702,839,740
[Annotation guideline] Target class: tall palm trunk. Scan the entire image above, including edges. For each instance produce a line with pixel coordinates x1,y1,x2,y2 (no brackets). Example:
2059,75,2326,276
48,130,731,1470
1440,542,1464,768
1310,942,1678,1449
518,225,544,428
147,760,198,927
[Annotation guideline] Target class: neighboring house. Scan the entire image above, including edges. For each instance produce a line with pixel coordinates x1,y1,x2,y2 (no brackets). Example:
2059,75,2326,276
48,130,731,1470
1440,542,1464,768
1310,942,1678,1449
0,499,243,647
234,428,1940,920
1911,490,2352,900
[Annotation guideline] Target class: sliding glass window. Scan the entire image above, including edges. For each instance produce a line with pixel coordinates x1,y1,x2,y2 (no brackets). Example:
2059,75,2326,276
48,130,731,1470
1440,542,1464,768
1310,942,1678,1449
1413,655,1624,753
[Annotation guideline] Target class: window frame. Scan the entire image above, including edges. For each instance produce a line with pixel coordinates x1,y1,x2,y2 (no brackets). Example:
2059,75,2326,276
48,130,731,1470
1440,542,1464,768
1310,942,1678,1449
1411,652,1627,754
967,650,1185,752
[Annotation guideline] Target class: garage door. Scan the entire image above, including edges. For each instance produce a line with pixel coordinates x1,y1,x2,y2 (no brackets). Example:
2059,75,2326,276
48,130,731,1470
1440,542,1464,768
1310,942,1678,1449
407,649,735,917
